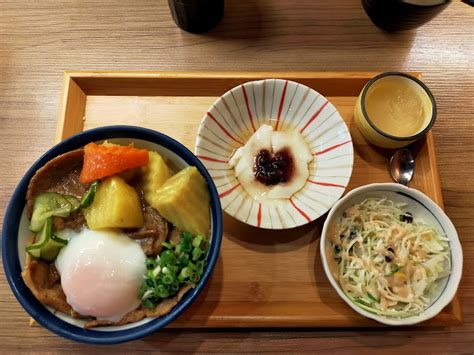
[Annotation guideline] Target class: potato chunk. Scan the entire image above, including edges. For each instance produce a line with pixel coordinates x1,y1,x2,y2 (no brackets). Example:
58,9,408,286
84,176,143,230
151,166,210,237
142,151,172,208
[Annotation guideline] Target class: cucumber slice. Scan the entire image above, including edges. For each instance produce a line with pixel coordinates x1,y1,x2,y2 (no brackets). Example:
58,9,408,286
46,193,72,216
80,181,99,208
29,204,51,233
64,195,80,212
29,192,74,232
40,234,68,262
51,234,68,245
26,218,69,261
40,247,61,262
26,217,52,258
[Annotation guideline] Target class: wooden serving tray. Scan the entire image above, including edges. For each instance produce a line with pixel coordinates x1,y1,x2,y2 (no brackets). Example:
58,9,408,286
56,71,462,327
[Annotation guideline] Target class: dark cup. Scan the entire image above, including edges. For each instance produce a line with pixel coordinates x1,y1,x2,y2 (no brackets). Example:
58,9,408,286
362,0,450,31
168,0,224,33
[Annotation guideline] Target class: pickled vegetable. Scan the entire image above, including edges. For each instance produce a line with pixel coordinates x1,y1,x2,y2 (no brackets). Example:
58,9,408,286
40,233,68,262
26,216,68,261
29,192,80,232
80,180,99,208
141,151,172,207
26,217,53,258
151,166,210,237
84,176,144,229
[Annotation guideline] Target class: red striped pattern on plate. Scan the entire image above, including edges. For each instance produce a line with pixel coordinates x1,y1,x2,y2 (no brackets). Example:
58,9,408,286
196,79,353,229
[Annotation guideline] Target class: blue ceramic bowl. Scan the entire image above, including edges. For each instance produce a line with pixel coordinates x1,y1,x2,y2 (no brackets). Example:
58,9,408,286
2,126,223,344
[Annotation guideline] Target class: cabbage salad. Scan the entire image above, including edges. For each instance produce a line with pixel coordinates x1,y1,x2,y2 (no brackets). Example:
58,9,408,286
328,197,451,317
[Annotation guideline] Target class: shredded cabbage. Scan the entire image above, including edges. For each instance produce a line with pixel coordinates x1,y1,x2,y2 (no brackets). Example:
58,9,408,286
329,197,451,317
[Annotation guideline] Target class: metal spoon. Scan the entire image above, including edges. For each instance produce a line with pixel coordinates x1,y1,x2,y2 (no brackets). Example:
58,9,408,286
389,148,415,185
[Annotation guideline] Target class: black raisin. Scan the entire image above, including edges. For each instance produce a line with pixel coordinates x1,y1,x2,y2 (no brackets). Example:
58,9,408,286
400,212,413,223
385,255,392,262
334,245,342,254
349,228,358,240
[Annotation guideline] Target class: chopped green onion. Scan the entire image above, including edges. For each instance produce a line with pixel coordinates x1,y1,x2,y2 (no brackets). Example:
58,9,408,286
166,265,179,275
171,282,180,292
181,231,193,243
139,231,210,309
179,267,193,280
162,274,174,285
145,279,154,288
142,299,155,309
146,258,157,270
156,284,170,298
192,247,203,261
180,254,190,266
187,261,196,271
138,283,147,298
160,250,176,265
196,260,205,276
181,242,192,253
152,266,161,278
161,241,173,250
192,235,203,248
142,289,154,300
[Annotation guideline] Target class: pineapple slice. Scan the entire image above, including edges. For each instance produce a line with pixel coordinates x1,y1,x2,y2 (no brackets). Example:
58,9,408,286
142,151,172,207
84,176,144,230
152,166,210,237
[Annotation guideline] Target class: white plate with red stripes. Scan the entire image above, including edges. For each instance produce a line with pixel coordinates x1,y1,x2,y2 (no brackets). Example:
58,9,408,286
195,79,353,229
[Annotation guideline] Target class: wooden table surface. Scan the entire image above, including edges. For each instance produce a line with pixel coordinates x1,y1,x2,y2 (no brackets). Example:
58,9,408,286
1,0,473,353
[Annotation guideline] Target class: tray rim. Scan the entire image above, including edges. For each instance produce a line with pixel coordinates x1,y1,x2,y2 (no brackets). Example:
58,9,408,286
55,70,462,327
63,70,388,78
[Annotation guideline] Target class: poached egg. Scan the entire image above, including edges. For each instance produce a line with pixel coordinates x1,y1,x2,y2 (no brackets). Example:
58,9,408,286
55,229,146,322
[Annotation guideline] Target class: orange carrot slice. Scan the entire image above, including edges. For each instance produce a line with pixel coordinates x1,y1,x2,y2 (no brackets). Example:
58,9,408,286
80,142,149,183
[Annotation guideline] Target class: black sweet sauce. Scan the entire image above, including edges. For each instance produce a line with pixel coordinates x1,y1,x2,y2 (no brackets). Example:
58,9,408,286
254,148,294,186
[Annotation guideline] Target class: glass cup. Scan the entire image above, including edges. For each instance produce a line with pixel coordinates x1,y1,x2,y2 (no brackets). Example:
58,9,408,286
354,72,437,148
362,0,451,31
168,0,224,33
